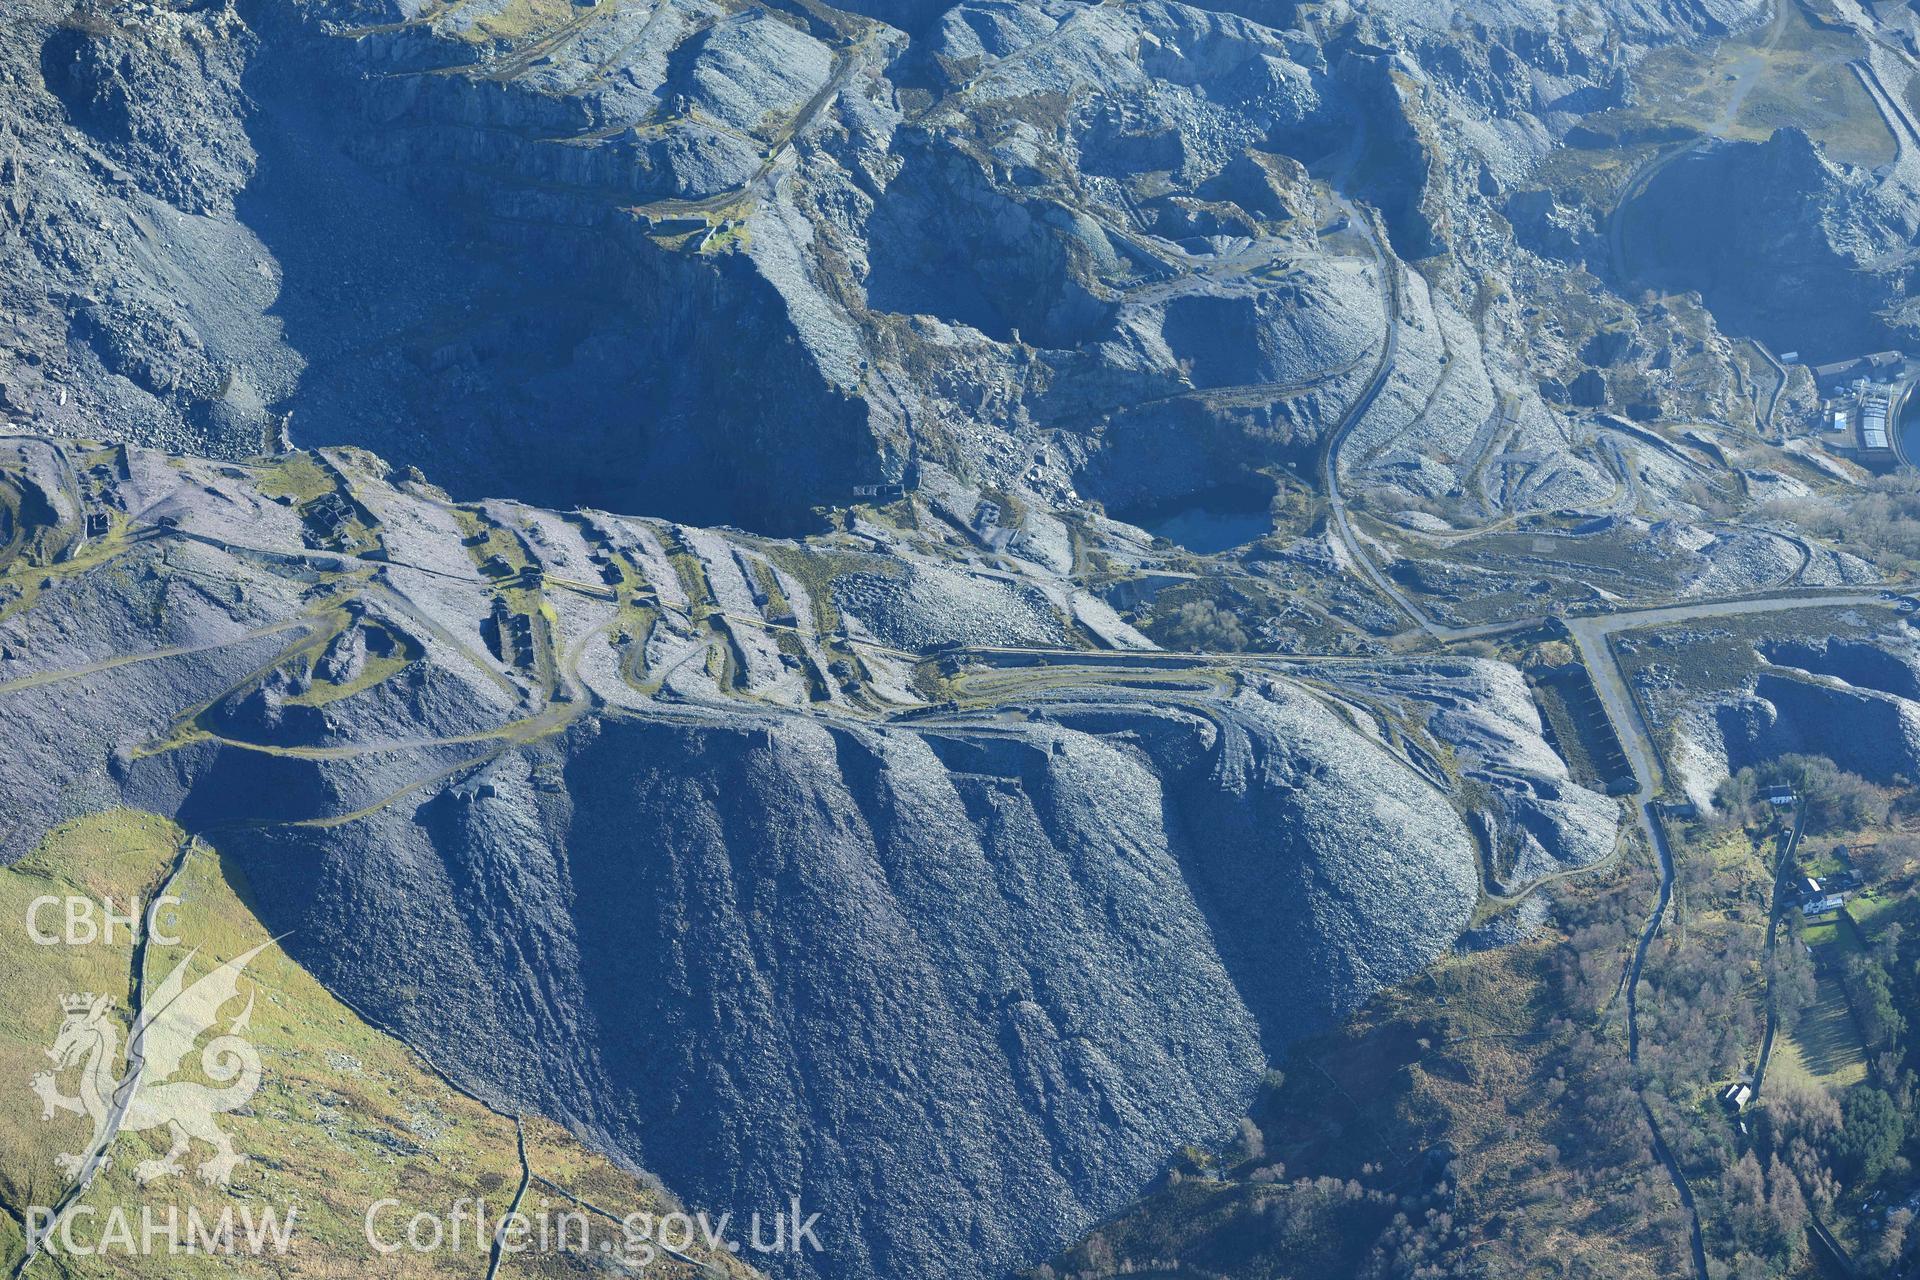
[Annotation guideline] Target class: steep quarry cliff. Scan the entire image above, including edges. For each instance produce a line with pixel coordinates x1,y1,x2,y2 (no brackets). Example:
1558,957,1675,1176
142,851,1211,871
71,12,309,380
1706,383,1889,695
1620,129,1911,362
0,0,1790,537
1627,617,1920,812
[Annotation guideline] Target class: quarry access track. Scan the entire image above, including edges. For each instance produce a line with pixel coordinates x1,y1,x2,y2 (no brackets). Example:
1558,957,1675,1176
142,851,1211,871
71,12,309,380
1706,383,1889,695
626,19,879,224
0,616,319,699
4,423,1909,1280
1561,592,1887,1280
1751,799,1809,1104
1317,196,1433,636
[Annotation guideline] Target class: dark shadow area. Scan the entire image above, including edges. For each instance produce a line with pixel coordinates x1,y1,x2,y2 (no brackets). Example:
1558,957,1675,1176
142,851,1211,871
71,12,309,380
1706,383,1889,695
217,21,869,535
1760,637,1920,702
1110,480,1274,554
1616,134,1900,362
865,135,1115,347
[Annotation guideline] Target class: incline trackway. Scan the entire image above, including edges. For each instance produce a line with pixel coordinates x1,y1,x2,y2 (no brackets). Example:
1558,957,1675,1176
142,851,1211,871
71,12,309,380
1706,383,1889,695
1752,800,1809,1103
1318,198,1433,636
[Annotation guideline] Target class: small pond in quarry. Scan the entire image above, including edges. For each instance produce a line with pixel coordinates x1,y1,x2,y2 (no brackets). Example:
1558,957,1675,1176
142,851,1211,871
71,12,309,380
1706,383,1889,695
1112,483,1274,554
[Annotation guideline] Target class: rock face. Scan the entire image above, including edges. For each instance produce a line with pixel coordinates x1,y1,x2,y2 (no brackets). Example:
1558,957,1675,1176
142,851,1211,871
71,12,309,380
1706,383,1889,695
1761,634,1920,702
1719,672,1920,786
0,0,1790,535
1621,131,1908,361
1655,625,1920,808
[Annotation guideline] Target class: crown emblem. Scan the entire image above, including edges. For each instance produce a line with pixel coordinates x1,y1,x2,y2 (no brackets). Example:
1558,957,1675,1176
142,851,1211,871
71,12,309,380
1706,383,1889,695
60,993,102,1015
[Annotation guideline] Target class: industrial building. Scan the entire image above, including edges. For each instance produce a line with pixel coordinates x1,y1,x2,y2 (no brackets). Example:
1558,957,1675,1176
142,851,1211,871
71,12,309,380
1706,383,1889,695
1808,351,1916,464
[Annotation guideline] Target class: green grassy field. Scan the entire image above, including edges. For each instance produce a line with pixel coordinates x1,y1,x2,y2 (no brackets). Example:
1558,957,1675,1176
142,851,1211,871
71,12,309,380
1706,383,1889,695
1773,919,1870,1091
251,456,336,506
0,811,755,1280
1625,0,1894,168
1846,888,1908,937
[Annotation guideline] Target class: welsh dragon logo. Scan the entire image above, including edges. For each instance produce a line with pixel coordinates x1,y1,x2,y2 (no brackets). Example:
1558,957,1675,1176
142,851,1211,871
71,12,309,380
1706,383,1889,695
29,942,271,1188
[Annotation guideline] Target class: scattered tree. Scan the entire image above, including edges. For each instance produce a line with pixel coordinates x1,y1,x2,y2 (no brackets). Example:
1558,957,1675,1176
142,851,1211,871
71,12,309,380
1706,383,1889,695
1156,599,1247,651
